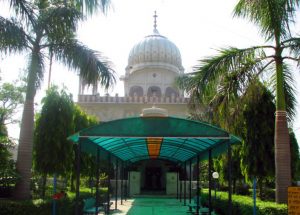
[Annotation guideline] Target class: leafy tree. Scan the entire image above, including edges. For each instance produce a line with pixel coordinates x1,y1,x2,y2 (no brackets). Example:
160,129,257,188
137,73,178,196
34,87,74,175
178,0,299,203
33,86,74,197
73,105,98,132
0,0,115,199
0,80,25,127
0,78,25,148
213,146,244,194
69,105,98,191
290,131,300,182
0,78,25,194
240,82,276,199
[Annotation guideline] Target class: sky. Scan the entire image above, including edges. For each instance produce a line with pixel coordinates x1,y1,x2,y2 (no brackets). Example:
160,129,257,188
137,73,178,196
0,0,299,142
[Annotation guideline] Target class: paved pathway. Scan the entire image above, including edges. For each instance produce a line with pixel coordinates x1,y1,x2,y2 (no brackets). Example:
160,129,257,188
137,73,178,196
102,197,189,215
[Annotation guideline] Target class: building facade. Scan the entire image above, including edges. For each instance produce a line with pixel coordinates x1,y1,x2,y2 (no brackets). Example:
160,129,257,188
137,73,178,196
77,18,192,195
77,20,189,122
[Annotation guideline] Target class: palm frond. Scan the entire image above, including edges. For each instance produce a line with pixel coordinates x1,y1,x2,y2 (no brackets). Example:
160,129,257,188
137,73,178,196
72,0,111,16
193,46,268,97
6,0,36,24
39,6,83,43
233,0,299,40
54,0,111,16
270,63,297,122
282,37,300,61
52,39,115,89
0,16,30,54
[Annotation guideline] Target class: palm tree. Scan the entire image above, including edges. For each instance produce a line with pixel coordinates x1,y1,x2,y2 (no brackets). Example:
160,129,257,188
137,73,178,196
178,0,299,203
0,0,115,199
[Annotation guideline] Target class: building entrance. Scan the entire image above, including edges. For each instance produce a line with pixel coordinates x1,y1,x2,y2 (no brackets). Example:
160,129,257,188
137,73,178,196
144,167,162,191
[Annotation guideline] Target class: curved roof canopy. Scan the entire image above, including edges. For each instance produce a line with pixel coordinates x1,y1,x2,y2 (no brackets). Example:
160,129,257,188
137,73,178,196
69,116,240,163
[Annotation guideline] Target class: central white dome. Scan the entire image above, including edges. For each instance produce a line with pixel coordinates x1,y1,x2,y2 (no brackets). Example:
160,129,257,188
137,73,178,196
126,29,184,74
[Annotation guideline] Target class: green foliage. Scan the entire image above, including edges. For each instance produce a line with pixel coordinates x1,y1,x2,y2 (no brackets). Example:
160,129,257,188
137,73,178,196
73,105,98,132
213,146,244,190
201,190,287,215
290,131,300,182
0,198,75,215
0,79,24,195
0,159,19,186
0,80,25,125
33,86,74,176
1,0,114,199
240,82,275,182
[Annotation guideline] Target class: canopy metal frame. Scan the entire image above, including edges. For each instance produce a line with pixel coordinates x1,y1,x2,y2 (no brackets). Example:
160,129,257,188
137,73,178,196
69,116,240,215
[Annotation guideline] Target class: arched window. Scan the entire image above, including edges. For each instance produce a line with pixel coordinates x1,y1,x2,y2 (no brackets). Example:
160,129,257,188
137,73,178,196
129,86,144,97
165,87,179,98
147,86,162,97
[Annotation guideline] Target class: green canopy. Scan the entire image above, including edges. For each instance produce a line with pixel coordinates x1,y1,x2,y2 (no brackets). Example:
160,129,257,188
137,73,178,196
68,116,241,163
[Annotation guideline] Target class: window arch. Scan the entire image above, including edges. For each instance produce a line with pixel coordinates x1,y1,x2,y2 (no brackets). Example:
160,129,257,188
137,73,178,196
165,87,179,98
129,86,144,97
147,86,162,97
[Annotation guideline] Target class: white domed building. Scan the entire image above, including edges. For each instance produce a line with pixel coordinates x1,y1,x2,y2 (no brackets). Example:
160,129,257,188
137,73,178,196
77,15,192,195
77,16,188,122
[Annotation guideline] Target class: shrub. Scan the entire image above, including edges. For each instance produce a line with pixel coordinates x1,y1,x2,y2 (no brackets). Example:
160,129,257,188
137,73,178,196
201,190,287,215
235,183,250,196
0,198,75,215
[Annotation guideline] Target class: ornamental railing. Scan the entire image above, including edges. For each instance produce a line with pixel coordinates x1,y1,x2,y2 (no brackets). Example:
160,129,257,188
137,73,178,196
78,94,188,104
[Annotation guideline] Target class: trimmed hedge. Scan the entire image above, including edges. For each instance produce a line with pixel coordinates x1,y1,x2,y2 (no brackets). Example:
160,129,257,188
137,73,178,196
0,198,75,215
0,188,108,215
201,190,287,215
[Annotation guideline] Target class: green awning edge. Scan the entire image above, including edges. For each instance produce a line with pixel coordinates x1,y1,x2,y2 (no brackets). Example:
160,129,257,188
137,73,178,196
67,116,242,163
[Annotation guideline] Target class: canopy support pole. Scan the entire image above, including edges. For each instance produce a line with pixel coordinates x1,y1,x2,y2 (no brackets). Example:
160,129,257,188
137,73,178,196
121,161,123,205
75,141,81,215
189,159,192,204
95,148,100,215
107,154,111,214
209,149,212,215
228,141,232,215
128,170,130,198
115,159,118,210
184,161,187,206
196,154,200,215
180,166,182,203
177,167,179,199
125,164,127,201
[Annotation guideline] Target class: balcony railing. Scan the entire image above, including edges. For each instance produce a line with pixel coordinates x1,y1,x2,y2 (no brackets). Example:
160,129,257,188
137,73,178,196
78,94,189,104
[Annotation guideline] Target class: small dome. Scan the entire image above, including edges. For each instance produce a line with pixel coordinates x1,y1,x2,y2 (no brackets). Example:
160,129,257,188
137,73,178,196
141,106,168,117
126,29,184,74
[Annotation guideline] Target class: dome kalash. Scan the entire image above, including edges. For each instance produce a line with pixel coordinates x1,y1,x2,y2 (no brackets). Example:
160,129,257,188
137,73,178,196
125,27,184,74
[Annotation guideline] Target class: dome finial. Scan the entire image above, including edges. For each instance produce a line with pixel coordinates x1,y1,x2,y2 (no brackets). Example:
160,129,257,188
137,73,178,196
153,11,158,32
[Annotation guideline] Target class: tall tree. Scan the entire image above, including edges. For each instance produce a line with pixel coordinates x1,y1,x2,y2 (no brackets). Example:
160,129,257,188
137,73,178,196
178,0,299,203
0,0,115,199
34,87,74,177
69,104,98,191
0,79,25,128
0,78,25,196
0,78,25,171
240,82,276,198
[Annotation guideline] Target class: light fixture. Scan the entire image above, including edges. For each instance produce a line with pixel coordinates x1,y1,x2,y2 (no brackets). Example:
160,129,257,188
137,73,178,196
212,172,219,179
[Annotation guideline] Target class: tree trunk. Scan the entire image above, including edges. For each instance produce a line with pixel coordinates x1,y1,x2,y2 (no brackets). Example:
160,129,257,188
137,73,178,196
14,99,34,199
13,46,39,199
70,171,75,192
275,111,291,203
233,178,236,194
